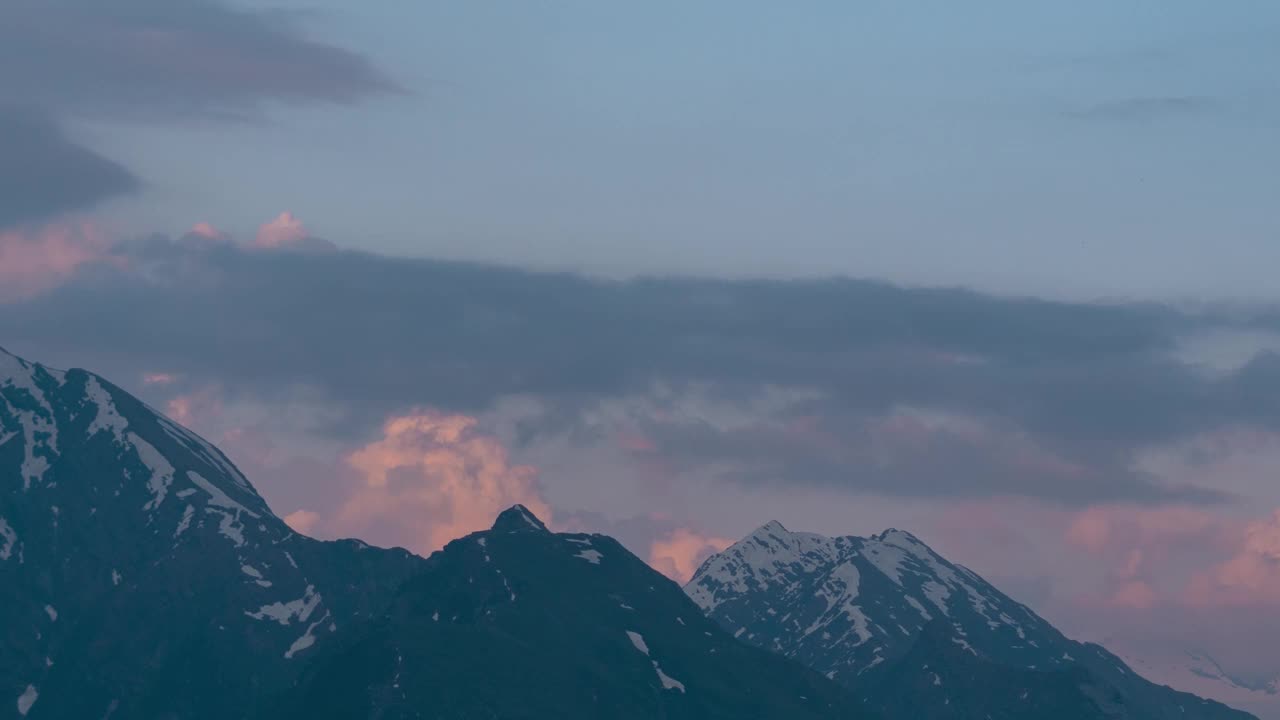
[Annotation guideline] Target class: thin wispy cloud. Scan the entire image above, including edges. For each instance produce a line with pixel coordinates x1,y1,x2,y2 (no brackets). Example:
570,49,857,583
0,0,394,230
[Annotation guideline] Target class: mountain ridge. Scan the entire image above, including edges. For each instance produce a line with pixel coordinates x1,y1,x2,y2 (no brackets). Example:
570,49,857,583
273,504,870,719
686,519,1257,719
2,346,1260,718
1,346,427,718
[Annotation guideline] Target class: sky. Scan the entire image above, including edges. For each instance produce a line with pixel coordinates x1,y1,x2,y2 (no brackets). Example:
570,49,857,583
2,0,1280,709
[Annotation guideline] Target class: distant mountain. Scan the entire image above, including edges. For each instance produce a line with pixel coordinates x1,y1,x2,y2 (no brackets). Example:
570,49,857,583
1105,639,1279,720
686,520,1257,720
274,505,870,720
0,347,426,719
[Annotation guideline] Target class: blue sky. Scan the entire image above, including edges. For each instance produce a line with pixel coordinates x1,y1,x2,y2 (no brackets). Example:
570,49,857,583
87,0,1280,298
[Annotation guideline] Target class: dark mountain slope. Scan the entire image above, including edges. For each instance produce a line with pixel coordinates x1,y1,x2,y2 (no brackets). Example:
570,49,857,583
0,347,426,719
276,506,871,720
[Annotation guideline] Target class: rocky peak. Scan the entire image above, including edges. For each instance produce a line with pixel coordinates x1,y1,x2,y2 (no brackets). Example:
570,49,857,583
490,504,550,534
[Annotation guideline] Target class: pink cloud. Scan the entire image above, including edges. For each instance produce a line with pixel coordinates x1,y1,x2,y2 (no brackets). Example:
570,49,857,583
1110,580,1158,609
1187,509,1280,607
617,431,657,453
1065,508,1113,553
0,221,119,301
649,528,734,583
1063,505,1230,610
254,212,307,248
250,212,336,251
188,222,228,241
1063,504,1280,610
283,509,321,535
142,373,178,386
1065,505,1221,555
165,388,223,428
336,411,552,554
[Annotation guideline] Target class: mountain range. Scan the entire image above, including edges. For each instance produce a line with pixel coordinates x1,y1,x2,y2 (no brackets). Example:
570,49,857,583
685,520,1256,719
0,346,1261,718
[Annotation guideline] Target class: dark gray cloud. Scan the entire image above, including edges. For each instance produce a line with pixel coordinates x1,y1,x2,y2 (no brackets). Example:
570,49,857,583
0,0,396,120
0,106,139,228
2,237,1276,505
0,0,393,228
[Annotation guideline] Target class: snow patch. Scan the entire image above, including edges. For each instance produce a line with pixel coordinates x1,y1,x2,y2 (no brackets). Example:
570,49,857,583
246,585,322,625
174,504,194,538
575,549,603,564
625,631,685,692
862,542,910,585
627,631,651,656
904,595,933,621
155,414,253,491
131,433,175,511
43,605,56,621
16,685,37,716
284,612,330,660
0,518,16,561
84,377,128,441
654,664,686,693
188,471,259,546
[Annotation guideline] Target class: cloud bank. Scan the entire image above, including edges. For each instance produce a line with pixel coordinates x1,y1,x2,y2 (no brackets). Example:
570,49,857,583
8,234,1280,506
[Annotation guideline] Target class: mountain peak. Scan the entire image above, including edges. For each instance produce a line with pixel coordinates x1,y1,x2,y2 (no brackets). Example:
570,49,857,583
874,527,929,551
491,504,549,534
748,519,791,539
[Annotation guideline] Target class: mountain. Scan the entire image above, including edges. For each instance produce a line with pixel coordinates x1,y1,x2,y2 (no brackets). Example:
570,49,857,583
685,520,1257,720
861,619,1135,720
1105,639,1279,720
0,347,426,719
274,505,870,720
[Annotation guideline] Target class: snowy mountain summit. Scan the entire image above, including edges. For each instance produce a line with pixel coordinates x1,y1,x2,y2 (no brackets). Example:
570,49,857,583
0,347,423,719
687,520,1258,719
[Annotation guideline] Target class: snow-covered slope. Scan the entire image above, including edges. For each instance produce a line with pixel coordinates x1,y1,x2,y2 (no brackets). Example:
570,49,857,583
686,520,1257,720
0,347,424,719
1107,641,1279,720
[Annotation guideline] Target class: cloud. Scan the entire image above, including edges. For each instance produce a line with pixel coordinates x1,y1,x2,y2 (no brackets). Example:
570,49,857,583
1066,506,1221,555
1062,503,1280,610
252,211,335,251
164,386,223,428
6,236,1280,505
188,222,228,242
1110,580,1158,609
1188,509,1280,607
335,411,552,554
0,0,394,228
0,0,396,121
649,528,733,583
283,509,321,535
0,108,138,228
637,404,1224,505
1068,96,1218,122
0,220,121,300
255,212,307,248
